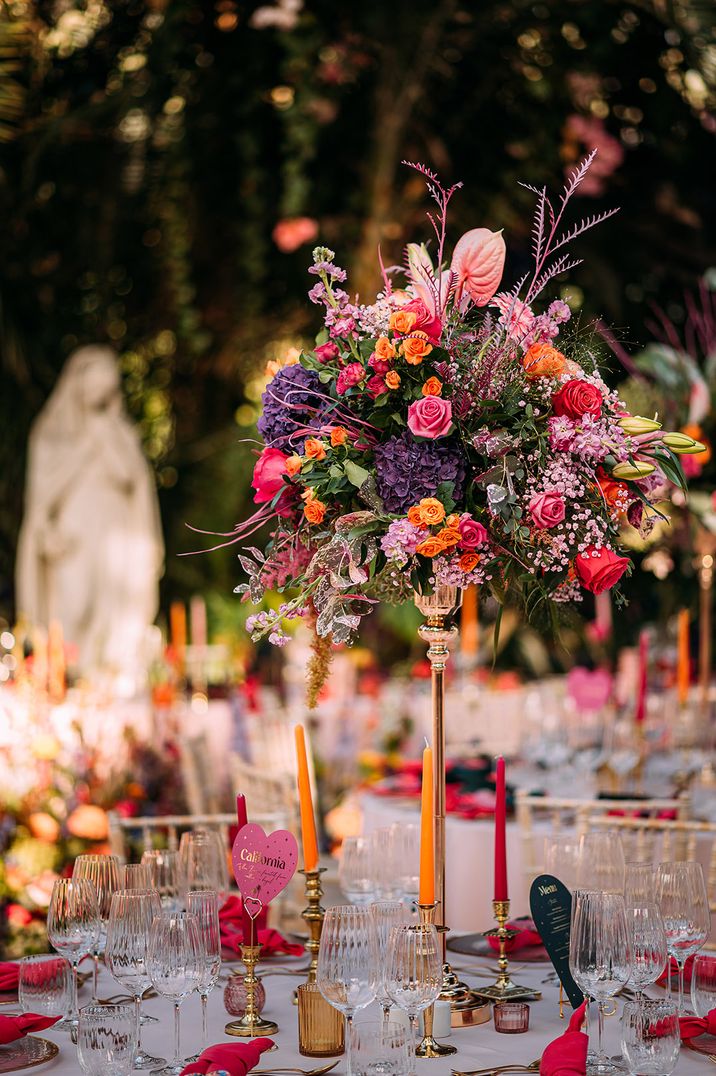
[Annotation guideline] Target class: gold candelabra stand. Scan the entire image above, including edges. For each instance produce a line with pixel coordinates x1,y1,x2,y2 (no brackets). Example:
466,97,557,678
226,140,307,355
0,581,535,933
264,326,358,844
292,866,326,1005
414,903,457,1058
414,588,491,1028
473,900,536,1002
225,943,279,1038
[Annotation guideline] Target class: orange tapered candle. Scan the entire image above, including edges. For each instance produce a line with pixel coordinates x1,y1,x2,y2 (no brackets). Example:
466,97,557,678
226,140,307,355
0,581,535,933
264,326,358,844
294,724,319,871
461,585,479,659
419,745,435,905
677,608,690,707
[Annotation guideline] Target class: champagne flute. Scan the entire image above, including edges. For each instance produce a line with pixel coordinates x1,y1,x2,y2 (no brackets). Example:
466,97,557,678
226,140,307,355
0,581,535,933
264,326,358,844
316,906,377,1076
187,891,222,1054
73,854,121,1000
626,902,667,1000
656,861,710,1013
370,901,410,1025
46,878,101,1030
385,924,442,1074
105,889,165,1070
147,912,203,1076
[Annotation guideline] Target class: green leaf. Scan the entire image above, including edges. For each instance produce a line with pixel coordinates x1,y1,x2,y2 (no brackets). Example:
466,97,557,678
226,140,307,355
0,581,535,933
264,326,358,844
435,481,456,512
318,370,333,383
344,460,372,488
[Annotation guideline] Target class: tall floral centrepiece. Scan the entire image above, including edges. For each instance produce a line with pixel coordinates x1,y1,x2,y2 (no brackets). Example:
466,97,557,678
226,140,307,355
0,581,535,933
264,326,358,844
235,154,703,700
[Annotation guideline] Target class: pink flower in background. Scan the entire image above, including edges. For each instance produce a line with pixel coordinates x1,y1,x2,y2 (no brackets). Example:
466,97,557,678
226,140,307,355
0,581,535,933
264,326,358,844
251,447,288,503
272,216,319,253
314,341,339,363
563,115,624,196
407,396,453,439
336,362,364,395
451,228,506,306
529,490,566,528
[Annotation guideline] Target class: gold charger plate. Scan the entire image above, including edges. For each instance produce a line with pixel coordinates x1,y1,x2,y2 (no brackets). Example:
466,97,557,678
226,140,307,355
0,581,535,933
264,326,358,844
0,1036,59,1073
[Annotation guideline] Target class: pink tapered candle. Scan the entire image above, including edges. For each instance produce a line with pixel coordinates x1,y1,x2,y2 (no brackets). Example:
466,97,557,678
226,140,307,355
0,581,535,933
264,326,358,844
494,756,508,902
635,630,648,724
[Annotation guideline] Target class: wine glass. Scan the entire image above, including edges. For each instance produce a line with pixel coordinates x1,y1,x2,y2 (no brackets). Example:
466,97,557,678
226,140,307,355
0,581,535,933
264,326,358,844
576,832,626,894
544,834,581,892
141,849,180,910
391,823,420,906
46,878,101,1030
77,1003,137,1076
105,889,165,1070
316,906,378,1076
73,854,121,1000
338,836,376,905
372,829,401,901
691,954,716,1016
147,912,203,1076
18,955,71,1027
370,901,410,1024
626,902,667,999
121,863,151,890
655,861,710,1013
569,890,631,1075
178,830,228,901
385,924,442,1074
624,862,655,905
187,891,222,1054
621,999,680,1076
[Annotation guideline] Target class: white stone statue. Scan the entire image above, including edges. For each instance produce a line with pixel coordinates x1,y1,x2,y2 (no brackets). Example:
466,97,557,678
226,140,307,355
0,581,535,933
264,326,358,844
16,345,164,684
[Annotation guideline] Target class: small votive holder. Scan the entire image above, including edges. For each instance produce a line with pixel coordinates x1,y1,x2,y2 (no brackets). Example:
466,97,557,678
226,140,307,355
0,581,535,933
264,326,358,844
493,1002,530,1034
297,983,345,1057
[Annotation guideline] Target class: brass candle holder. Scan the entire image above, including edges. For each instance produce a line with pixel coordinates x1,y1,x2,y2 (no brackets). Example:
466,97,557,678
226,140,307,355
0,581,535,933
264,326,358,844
292,866,326,1005
473,900,538,1002
225,942,279,1037
415,903,457,1058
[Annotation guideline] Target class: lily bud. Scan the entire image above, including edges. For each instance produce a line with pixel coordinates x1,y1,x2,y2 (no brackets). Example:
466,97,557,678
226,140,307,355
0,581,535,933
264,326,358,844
618,415,662,436
661,431,707,455
611,460,657,480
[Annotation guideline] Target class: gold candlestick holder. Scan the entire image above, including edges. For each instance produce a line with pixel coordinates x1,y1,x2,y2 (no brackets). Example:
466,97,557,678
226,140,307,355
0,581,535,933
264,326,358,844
473,900,537,1002
292,866,326,1005
415,903,457,1058
225,943,279,1037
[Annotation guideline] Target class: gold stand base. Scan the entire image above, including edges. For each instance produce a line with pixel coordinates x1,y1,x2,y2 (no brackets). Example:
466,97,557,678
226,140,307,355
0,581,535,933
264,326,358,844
225,1014,279,1037
472,980,540,1002
415,1034,457,1058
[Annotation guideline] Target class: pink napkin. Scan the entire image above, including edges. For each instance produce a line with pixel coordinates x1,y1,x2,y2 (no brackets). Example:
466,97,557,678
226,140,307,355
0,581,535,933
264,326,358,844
221,926,304,959
0,1013,61,1045
179,1036,274,1075
540,1000,588,1075
488,918,542,954
0,963,19,993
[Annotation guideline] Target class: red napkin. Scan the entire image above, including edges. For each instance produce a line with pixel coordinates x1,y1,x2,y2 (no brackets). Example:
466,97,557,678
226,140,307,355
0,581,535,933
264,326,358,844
488,918,542,954
0,963,19,993
221,926,304,959
179,1036,274,1075
679,1007,716,1041
540,1000,588,1075
0,1014,61,1045
656,955,694,988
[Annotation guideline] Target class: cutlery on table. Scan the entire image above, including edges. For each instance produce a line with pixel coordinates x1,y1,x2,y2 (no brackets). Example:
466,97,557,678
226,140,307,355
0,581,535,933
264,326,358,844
255,1062,339,1075
452,1060,540,1075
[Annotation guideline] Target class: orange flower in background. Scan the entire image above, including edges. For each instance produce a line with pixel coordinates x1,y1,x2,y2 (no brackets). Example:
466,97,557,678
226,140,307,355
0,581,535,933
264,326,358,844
330,427,348,447
415,497,446,526
407,505,424,525
375,337,396,361
422,377,443,396
401,332,433,365
389,310,417,335
28,812,61,843
522,343,567,379
385,370,401,389
304,437,327,461
436,526,461,547
459,552,480,572
286,454,303,477
682,424,712,464
304,498,327,524
416,536,447,558
67,805,109,841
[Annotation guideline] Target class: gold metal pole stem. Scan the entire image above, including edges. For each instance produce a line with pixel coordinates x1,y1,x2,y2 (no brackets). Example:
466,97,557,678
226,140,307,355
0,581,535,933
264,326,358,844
225,943,278,1037
414,903,456,1058
698,549,714,714
292,867,326,1005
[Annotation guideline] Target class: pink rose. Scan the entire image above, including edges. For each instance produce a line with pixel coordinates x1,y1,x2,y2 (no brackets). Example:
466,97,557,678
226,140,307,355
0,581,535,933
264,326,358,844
407,396,453,439
552,379,603,419
366,373,387,398
400,298,443,343
458,515,489,549
529,491,566,529
314,341,339,363
368,354,390,374
336,362,364,395
574,545,630,595
251,447,288,504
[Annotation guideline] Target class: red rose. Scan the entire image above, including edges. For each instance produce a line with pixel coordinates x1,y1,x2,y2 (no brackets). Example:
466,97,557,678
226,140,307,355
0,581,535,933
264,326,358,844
366,373,387,398
314,341,339,363
552,379,603,419
458,515,489,549
401,298,443,343
251,447,288,504
574,545,630,595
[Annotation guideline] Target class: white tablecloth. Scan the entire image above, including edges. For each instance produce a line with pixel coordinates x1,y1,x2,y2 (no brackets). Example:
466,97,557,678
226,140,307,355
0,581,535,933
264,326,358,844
31,951,705,1075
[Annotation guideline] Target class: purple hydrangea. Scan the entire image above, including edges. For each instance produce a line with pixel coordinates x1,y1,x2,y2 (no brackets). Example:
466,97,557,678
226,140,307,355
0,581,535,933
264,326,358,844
374,432,466,514
257,365,328,449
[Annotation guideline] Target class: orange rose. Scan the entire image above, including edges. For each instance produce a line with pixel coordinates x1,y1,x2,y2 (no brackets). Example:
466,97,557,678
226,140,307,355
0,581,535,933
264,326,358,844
682,423,712,464
422,376,443,396
446,514,460,528
389,310,417,335
407,505,424,525
330,427,348,447
304,498,327,524
459,552,480,572
416,497,446,526
385,370,401,389
286,454,303,477
401,332,433,365
436,527,461,547
304,437,327,461
597,473,628,509
375,337,396,361
416,536,447,558
522,343,567,379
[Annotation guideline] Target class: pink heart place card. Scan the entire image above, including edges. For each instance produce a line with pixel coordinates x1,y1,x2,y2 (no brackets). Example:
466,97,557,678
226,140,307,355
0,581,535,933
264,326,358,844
231,823,298,908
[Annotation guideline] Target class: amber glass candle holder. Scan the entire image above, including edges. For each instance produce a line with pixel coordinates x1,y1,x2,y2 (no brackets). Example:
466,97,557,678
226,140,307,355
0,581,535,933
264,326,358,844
297,983,345,1057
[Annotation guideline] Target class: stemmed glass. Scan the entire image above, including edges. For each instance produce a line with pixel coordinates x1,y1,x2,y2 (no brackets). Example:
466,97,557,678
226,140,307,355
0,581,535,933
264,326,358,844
576,832,626,894
372,829,402,901
656,861,710,1013
621,999,680,1076
338,837,376,905
73,854,121,1000
626,902,667,1000
391,823,420,905
121,864,151,890
544,835,581,892
624,862,654,905
178,830,229,901
569,891,631,1075
46,878,100,1030
77,1003,137,1076
105,890,165,1070
141,849,180,910
147,912,203,1076
385,924,442,1074
316,906,377,1076
370,901,410,1024
187,891,222,1054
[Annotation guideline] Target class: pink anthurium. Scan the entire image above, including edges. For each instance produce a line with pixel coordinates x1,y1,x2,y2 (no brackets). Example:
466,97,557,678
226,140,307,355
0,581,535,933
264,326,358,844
450,228,506,306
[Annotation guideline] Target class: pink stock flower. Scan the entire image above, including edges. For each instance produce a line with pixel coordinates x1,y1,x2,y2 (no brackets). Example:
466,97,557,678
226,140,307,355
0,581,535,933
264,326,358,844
400,298,443,342
251,447,288,504
458,515,489,549
336,362,364,395
529,490,566,529
490,292,535,338
407,396,453,439
451,228,506,306
272,216,319,253
314,341,340,363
